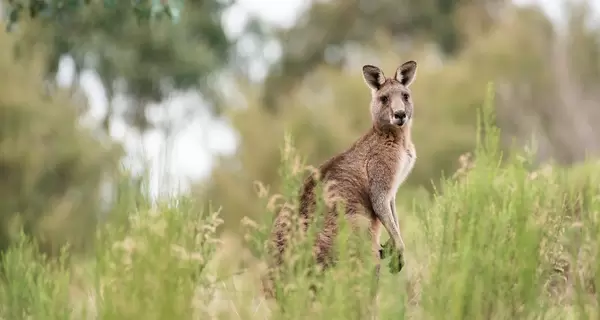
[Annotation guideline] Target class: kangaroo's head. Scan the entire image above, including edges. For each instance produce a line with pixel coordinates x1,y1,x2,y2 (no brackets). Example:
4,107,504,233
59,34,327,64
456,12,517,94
362,61,417,130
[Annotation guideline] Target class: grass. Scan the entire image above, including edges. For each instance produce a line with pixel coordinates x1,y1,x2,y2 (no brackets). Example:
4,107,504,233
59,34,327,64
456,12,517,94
0,86,599,319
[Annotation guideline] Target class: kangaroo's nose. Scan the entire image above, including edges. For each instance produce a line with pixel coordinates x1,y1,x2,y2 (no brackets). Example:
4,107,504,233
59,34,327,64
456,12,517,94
393,110,407,121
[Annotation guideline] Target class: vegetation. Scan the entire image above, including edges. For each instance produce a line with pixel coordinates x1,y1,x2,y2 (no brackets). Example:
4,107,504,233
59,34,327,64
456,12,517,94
199,3,600,230
3,0,234,133
0,0,599,319
0,87,598,319
3,0,183,31
0,32,121,256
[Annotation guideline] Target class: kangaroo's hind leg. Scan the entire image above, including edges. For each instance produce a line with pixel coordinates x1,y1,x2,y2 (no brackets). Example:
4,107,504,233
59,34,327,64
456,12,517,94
365,217,384,320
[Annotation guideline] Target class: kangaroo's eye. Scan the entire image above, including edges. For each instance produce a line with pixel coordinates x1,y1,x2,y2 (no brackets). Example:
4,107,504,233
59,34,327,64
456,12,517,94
402,93,410,100
379,95,389,104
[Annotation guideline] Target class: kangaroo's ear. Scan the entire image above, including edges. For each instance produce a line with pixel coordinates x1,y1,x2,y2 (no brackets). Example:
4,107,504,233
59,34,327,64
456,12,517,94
395,60,417,87
362,65,386,90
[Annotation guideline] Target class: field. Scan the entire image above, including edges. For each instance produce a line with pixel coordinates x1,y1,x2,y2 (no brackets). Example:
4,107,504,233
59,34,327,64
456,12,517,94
1,91,599,320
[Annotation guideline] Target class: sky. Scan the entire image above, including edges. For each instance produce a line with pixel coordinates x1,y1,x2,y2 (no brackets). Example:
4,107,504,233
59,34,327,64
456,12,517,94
54,0,598,199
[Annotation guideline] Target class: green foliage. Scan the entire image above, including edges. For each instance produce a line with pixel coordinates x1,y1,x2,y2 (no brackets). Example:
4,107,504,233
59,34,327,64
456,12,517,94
93,196,223,319
0,232,71,320
261,0,509,112
199,3,600,229
3,0,184,31
0,0,599,318
6,0,233,132
0,193,227,319
240,85,600,319
199,41,480,229
0,32,121,255
415,86,600,319
0,91,597,318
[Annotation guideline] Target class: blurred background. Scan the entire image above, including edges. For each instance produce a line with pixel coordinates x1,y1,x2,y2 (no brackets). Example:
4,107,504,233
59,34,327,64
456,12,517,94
1,0,600,254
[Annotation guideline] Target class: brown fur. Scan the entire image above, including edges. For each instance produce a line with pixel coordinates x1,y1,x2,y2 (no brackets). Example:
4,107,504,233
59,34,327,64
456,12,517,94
263,61,418,300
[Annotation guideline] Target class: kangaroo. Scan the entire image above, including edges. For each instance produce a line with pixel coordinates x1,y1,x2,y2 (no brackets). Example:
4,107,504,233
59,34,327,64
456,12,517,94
263,60,418,300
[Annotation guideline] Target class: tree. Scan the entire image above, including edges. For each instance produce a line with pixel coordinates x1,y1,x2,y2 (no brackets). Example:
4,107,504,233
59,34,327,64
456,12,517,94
261,0,508,113
195,1,600,232
3,0,184,32
0,32,121,255
4,0,235,134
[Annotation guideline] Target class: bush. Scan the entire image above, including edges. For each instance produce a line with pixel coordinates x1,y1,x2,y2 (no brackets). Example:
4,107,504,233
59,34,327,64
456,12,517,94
0,33,121,255
0,194,226,320
0,84,597,319
92,197,223,319
415,87,600,319
0,232,71,320
242,85,600,319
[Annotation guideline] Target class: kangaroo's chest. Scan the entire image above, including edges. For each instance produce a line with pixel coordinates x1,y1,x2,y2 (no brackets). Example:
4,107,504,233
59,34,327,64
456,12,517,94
391,145,416,193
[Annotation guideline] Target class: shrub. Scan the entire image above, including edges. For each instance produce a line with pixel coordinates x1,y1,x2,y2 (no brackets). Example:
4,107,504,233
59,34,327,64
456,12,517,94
0,84,597,319
0,33,121,256
242,84,600,319
93,197,224,319
415,85,600,319
0,232,71,320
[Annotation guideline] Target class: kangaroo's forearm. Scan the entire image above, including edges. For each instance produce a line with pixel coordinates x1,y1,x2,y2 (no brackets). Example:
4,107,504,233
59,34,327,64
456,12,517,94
372,197,404,252
390,197,399,231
